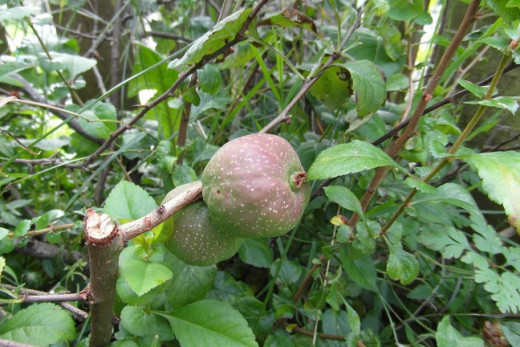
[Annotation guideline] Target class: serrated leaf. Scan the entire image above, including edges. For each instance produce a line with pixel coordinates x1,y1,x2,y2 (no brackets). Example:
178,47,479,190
469,214,502,255
465,96,519,115
341,61,386,117
475,268,520,313
436,316,484,347
458,79,487,98
324,185,365,221
418,227,470,259
120,306,174,341
119,247,173,296
238,238,273,268
503,247,520,272
165,252,217,309
0,303,75,346
500,322,520,346
387,248,419,285
308,140,399,180
170,8,252,70
104,181,157,222
413,183,480,217
159,300,258,347
470,151,520,231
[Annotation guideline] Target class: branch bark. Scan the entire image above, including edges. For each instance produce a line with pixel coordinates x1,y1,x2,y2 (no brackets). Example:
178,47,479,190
84,210,123,347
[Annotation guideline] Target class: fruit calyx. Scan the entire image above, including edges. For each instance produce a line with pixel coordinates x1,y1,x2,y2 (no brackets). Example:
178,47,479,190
290,171,307,190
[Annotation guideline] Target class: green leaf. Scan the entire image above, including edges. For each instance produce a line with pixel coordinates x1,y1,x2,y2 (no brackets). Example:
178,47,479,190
387,0,424,21
170,8,252,70
0,6,39,22
339,248,377,292
104,181,157,221
259,8,317,33
341,61,386,117
413,183,480,217
206,271,254,303
458,80,487,98
69,100,117,139
0,257,5,278
159,300,258,347
469,214,502,255
238,238,273,268
40,52,96,79
128,43,178,97
500,322,520,346
308,140,399,180
199,64,222,95
404,177,437,194
324,185,365,221
465,96,519,115
418,227,470,259
0,228,7,240
171,164,198,186
120,306,174,341
484,0,520,21
469,151,520,231
14,219,31,237
119,247,173,296
475,268,520,313
0,303,75,346
436,316,484,347
307,64,352,110
386,247,419,285
342,300,360,335
165,252,217,309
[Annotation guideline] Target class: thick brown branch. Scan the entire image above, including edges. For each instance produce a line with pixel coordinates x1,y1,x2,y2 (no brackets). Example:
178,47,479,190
348,0,481,228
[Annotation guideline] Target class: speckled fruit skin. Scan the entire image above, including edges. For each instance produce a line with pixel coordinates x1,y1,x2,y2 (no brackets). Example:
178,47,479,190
165,201,243,266
201,133,310,238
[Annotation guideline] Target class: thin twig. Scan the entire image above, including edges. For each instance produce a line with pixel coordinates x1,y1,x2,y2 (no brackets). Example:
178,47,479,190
7,223,75,238
348,0,481,229
147,31,192,43
372,62,519,146
0,284,89,320
260,8,362,133
84,0,270,166
177,72,198,164
10,75,104,144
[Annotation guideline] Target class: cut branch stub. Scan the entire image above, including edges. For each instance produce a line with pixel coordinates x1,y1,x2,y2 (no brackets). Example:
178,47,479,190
84,209,118,246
